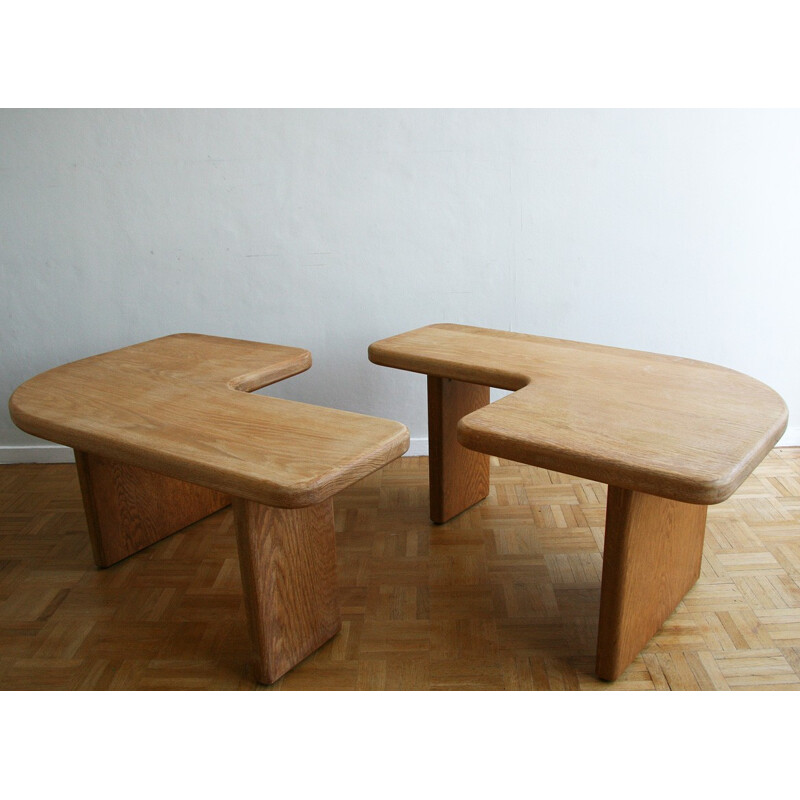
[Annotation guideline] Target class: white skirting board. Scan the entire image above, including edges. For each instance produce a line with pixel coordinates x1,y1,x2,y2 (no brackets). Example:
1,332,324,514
405,438,429,457
2,430,799,465
0,437,431,464
0,445,77,464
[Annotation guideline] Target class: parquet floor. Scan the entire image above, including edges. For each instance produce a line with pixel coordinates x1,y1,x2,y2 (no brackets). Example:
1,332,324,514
1,450,799,690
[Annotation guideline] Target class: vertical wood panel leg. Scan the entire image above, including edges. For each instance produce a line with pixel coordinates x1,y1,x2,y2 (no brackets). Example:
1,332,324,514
74,450,230,568
427,376,490,523
233,497,341,684
596,486,708,680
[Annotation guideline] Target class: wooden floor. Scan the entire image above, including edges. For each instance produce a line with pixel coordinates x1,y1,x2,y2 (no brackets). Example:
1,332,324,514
1,450,799,690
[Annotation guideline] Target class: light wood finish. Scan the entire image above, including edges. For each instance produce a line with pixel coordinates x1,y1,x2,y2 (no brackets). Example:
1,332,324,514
596,487,708,680
75,450,230,568
233,498,340,684
369,324,788,504
2,451,799,690
369,324,788,679
8,334,409,683
427,376,490,523
11,333,409,508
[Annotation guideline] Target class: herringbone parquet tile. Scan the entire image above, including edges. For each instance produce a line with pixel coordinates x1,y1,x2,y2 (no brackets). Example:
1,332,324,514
1,450,799,690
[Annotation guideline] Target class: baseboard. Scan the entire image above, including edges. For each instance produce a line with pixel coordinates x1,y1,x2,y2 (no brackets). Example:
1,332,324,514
407,429,800,454
0,441,432,464
0,444,76,464
405,437,429,457
1,428,797,465
779,427,800,448
0,439,426,464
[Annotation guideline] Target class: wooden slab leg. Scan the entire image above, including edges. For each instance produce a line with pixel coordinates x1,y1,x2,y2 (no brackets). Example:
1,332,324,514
427,376,490,523
233,497,341,684
596,486,707,680
74,450,230,568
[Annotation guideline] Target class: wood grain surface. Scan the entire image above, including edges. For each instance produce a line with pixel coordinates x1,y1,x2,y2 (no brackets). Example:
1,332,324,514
10,333,410,508
369,324,788,504
427,376,490,523
596,487,708,680
2,451,799,690
233,497,341,683
75,450,230,568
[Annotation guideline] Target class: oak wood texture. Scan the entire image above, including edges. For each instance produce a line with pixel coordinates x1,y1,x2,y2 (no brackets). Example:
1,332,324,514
233,498,341,683
427,376,490,523
11,333,409,508
596,487,708,680
2,451,799,690
75,450,230,568
8,333,409,683
368,323,789,680
369,323,788,505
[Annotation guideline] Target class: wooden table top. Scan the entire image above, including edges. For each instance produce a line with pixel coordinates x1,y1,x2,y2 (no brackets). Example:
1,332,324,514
10,334,409,507
369,324,788,504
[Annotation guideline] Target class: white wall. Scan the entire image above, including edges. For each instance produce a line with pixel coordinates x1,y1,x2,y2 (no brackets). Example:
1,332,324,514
2,109,798,462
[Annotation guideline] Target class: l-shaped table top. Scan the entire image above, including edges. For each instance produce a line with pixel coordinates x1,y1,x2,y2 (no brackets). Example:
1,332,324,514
369,324,788,504
10,333,409,508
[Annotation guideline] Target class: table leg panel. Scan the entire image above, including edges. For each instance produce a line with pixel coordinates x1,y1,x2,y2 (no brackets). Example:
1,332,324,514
233,497,341,684
74,450,230,568
596,486,707,680
427,376,490,523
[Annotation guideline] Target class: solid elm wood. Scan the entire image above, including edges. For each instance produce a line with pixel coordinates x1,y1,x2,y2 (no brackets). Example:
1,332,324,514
596,487,708,681
75,450,230,568
369,323,788,679
9,333,409,683
233,497,341,684
427,376,490,523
